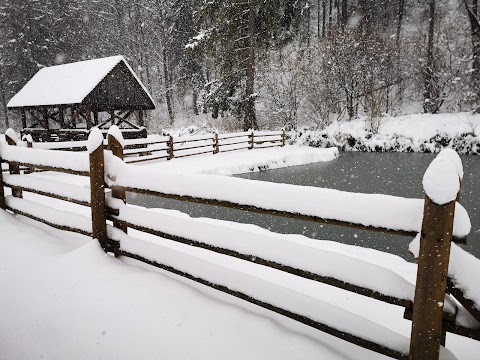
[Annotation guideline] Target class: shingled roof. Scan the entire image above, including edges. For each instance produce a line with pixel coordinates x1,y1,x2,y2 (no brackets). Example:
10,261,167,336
7,55,155,111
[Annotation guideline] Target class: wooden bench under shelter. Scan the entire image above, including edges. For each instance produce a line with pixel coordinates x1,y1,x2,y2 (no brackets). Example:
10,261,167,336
6,55,155,141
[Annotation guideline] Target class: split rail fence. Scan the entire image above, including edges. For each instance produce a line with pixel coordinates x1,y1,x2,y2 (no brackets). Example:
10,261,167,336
3,129,286,166
0,128,479,360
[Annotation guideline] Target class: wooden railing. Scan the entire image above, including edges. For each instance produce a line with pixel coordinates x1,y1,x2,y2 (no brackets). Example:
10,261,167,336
18,129,286,164
0,127,478,360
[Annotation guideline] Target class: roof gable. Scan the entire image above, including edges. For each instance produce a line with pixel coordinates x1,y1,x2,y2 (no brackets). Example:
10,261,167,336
7,56,154,109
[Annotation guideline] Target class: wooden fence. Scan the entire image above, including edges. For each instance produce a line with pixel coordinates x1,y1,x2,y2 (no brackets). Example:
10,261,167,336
9,129,286,165
0,128,478,360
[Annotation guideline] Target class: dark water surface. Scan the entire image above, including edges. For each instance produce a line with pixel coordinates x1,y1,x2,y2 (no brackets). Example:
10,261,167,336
127,152,479,261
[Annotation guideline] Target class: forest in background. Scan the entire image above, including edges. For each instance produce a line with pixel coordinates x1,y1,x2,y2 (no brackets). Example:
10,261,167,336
1,0,480,132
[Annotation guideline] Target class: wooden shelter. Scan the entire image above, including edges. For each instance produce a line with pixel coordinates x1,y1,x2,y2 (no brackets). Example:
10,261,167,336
7,55,155,141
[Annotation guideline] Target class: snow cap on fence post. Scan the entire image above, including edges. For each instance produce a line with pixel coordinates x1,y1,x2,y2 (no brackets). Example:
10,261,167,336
422,154,460,205
5,128,18,145
436,148,463,180
107,125,125,149
87,127,104,154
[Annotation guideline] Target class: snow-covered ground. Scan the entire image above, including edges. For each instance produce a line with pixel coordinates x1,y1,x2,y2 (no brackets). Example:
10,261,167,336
1,134,479,359
139,145,339,175
293,112,480,154
1,203,479,360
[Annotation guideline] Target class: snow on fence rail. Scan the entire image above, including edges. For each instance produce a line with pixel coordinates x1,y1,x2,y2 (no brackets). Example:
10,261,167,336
15,129,286,164
0,127,478,360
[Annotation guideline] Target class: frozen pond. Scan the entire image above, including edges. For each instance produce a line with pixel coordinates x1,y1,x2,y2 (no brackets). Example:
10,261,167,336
128,152,480,260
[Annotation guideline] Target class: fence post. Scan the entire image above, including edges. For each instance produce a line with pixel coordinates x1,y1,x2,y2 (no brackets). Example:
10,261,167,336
168,135,174,160
249,129,254,150
5,129,22,198
107,127,127,234
22,134,33,174
214,131,219,154
281,128,286,147
409,156,459,360
88,129,108,251
0,155,4,209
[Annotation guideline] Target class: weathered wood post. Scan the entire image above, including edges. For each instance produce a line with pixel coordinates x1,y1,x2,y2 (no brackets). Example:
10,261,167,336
138,110,144,127
5,129,22,198
88,128,108,251
249,129,254,150
22,134,33,174
0,143,5,209
213,131,219,154
107,126,127,234
0,161,4,210
281,128,286,147
21,109,27,129
409,154,461,360
168,135,174,160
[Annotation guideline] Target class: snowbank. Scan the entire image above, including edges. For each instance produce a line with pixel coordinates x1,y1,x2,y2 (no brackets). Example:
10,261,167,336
293,113,480,154
139,145,339,175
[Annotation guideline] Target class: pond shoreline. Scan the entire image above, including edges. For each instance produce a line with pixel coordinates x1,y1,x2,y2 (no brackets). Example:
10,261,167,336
291,131,480,155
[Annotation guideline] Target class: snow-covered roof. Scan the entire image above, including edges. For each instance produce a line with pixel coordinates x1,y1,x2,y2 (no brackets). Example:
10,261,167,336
7,55,154,108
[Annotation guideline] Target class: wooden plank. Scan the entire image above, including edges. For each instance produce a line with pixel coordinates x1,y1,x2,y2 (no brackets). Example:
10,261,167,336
174,143,215,152
111,185,421,238
282,128,286,146
3,183,90,207
447,278,480,324
218,140,251,147
219,146,251,153
108,216,412,308
5,205,90,236
174,149,216,158
108,134,127,233
409,196,455,360
173,134,215,143
404,307,480,341
89,141,108,250
125,155,169,164
117,249,408,360
2,160,89,176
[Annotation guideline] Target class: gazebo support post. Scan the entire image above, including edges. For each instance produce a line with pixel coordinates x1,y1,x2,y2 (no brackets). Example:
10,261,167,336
85,107,92,130
43,108,49,129
21,109,27,128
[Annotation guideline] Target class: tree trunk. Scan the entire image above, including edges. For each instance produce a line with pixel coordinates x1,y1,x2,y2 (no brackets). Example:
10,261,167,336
322,0,326,37
0,70,9,129
244,1,257,131
396,0,405,47
341,0,348,25
465,0,480,112
317,0,321,37
328,0,333,34
163,48,175,126
423,0,436,114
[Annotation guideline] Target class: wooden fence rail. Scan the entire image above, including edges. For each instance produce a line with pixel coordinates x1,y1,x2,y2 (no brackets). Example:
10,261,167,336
0,127,478,360
17,129,286,164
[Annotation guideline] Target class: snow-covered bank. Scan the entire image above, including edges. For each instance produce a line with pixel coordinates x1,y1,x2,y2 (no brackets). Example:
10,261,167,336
292,113,480,154
1,207,479,359
139,145,339,175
